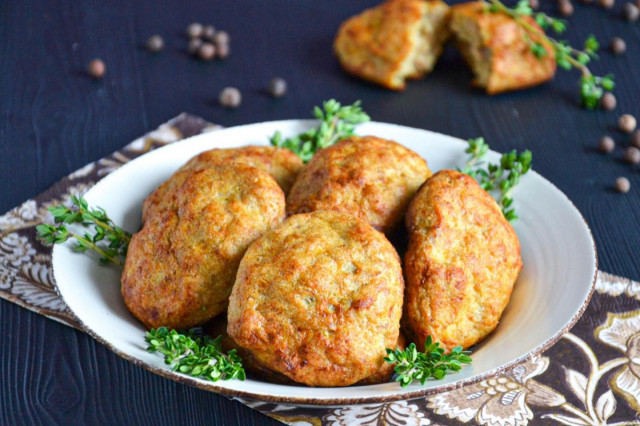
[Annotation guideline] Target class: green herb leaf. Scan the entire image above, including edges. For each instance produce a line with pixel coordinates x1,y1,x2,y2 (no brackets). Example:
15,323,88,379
269,99,370,162
145,327,245,382
459,138,532,221
384,336,472,388
485,0,613,109
35,195,132,267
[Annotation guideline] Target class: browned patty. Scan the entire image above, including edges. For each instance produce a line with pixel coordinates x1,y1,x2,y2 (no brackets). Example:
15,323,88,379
450,2,556,94
142,145,302,223
403,169,522,351
286,135,432,234
122,163,286,330
227,210,404,387
334,0,451,90
206,314,406,386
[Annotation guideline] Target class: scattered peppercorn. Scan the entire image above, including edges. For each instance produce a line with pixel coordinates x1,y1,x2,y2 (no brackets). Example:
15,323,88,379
610,37,627,55
87,59,106,79
619,114,638,133
625,146,640,164
631,130,640,148
623,2,640,21
203,25,216,41
599,0,616,7
267,78,288,98
213,31,230,47
186,23,204,39
599,135,615,153
219,87,242,108
559,0,574,16
529,0,540,8
198,43,216,61
615,177,631,193
146,35,164,53
216,43,230,59
600,92,617,111
188,38,203,55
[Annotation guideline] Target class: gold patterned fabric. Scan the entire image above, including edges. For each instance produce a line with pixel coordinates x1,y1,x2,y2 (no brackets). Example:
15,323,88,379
1,114,638,425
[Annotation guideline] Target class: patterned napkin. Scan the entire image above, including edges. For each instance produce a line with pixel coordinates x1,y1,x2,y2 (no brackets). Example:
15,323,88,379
1,114,639,426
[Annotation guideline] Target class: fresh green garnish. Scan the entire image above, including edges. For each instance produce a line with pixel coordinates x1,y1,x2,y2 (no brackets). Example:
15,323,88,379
270,99,370,162
36,195,131,267
145,327,245,382
461,137,532,221
485,0,614,109
385,336,472,388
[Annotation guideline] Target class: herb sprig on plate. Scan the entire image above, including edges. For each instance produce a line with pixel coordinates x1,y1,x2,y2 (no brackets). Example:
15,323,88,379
145,327,246,382
385,336,472,388
461,137,532,221
36,195,131,266
484,0,614,109
270,99,370,162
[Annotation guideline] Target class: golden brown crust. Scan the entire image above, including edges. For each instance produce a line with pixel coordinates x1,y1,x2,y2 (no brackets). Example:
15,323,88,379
227,211,404,387
122,164,286,330
403,169,522,351
286,136,432,234
142,146,302,223
450,2,556,94
334,0,450,90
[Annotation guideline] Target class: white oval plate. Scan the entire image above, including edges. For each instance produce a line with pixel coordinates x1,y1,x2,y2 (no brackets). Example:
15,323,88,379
51,120,597,406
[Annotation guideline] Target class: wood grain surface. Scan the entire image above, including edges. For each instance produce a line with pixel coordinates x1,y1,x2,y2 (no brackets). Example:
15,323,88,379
1,0,639,424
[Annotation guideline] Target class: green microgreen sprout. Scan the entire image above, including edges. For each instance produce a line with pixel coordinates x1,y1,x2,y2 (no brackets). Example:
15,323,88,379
460,137,532,221
484,0,614,109
270,99,370,162
384,336,472,388
145,327,245,382
35,195,131,266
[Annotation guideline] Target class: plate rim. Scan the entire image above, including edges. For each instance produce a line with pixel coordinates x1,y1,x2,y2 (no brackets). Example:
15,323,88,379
50,119,599,406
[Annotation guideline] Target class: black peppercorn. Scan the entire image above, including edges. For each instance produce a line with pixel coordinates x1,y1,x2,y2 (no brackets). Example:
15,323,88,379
559,0,575,16
619,114,638,133
213,31,230,47
198,43,216,61
267,78,288,98
610,37,627,55
87,59,106,79
631,130,640,148
623,2,640,21
146,35,164,53
615,177,631,193
188,38,203,56
216,43,230,59
202,25,216,41
599,136,615,153
219,87,242,108
600,92,617,111
186,23,204,39
624,146,640,164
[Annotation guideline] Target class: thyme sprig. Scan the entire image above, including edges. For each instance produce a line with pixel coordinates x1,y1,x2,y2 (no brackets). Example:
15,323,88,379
461,137,532,221
145,327,245,382
485,0,614,109
270,99,370,162
385,337,472,388
35,195,131,267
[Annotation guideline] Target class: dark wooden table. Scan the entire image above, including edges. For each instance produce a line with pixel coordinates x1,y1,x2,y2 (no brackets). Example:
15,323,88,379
1,0,639,424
